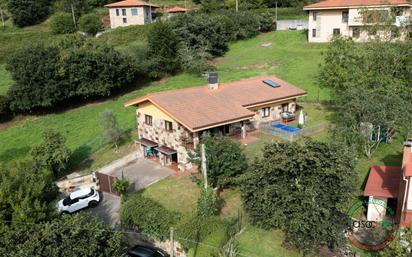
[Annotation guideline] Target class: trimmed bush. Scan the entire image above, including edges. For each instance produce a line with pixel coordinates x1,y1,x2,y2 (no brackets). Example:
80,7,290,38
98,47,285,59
50,12,76,34
0,95,12,121
197,187,218,217
120,194,180,240
7,0,51,27
78,13,101,35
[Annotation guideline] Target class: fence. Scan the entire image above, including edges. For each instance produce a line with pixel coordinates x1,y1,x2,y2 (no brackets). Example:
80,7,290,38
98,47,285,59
276,19,308,31
259,121,329,142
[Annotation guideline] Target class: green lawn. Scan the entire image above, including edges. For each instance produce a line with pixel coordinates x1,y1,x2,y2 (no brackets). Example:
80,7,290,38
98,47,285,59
0,30,327,167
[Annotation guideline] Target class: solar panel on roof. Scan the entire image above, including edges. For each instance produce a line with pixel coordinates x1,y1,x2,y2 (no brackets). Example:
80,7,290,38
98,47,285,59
263,79,281,88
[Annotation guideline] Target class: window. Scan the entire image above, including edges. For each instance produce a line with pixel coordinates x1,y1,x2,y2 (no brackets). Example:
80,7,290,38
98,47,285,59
312,11,318,21
122,9,126,16
352,27,360,38
342,10,349,23
145,115,152,126
123,18,127,24
312,29,316,37
131,8,138,16
282,103,289,112
333,28,340,36
165,120,173,131
116,9,120,16
261,107,270,118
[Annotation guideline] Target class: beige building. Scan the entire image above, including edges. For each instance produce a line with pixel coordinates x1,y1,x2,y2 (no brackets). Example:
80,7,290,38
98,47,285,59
105,0,159,29
303,0,412,42
125,76,306,171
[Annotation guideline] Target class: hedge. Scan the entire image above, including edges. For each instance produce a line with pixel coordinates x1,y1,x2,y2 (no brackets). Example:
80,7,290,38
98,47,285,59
120,194,181,241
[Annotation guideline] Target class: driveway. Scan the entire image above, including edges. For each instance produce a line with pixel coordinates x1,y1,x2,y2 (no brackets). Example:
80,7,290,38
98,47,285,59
88,158,174,226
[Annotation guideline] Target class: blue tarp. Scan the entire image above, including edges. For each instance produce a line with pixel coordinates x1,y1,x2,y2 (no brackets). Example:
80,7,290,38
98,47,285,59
272,124,300,133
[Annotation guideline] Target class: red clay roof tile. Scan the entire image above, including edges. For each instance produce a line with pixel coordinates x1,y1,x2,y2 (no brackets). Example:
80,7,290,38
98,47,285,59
304,0,411,9
105,0,160,8
364,166,402,198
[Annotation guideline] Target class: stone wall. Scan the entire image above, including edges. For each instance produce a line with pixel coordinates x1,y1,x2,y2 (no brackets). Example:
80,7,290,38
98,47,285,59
137,111,193,170
249,100,296,127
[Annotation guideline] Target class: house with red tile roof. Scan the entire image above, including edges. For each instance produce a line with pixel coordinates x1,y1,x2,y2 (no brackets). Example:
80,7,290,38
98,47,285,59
303,0,412,42
125,75,306,170
105,0,160,28
364,147,412,227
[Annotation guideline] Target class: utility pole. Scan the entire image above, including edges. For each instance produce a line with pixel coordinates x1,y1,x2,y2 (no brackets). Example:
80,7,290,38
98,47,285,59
201,144,208,189
71,4,77,29
235,0,238,12
170,227,175,257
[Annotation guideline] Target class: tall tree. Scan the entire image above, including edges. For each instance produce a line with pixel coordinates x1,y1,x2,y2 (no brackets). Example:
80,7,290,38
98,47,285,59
99,109,124,150
31,129,72,177
7,0,51,27
241,141,357,254
147,21,181,78
0,160,58,225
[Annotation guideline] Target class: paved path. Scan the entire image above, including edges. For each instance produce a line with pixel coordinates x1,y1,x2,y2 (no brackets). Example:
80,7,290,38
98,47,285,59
88,158,174,226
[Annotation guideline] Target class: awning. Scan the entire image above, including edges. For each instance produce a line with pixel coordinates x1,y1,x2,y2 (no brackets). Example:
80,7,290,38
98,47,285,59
364,166,401,199
155,146,177,155
136,138,158,148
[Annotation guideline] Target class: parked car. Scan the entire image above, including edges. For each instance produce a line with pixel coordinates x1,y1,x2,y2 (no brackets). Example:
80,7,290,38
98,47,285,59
57,187,100,213
127,245,169,257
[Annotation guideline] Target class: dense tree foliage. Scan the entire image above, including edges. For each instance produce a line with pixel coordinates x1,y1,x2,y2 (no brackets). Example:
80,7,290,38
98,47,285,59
31,129,71,178
192,135,248,188
171,14,230,57
319,38,412,158
78,12,101,35
7,0,51,27
0,160,58,225
50,12,76,34
6,36,136,112
241,141,356,254
0,214,126,257
55,0,90,19
147,21,181,78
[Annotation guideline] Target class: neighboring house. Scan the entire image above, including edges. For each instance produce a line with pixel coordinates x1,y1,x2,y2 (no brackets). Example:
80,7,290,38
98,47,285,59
165,6,189,18
105,0,160,28
303,0,412,42
125,75,307,171
364,147,412,227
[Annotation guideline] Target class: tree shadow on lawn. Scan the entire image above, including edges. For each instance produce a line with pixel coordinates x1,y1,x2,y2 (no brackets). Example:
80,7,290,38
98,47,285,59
0,146,31,163
68,145,93,171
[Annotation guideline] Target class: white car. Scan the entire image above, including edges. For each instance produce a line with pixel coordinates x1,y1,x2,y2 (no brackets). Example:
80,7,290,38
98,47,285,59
57,187,100,214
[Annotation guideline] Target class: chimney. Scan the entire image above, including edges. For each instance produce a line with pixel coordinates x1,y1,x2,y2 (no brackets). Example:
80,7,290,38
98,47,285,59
208,72,219,90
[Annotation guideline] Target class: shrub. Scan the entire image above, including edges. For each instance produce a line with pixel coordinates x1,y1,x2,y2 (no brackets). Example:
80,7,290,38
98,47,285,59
30,129,72,178
120,194,180,241
50,12,76,34
258,10,276,32
78,13,101,35
112,173,130,196
147,21,181,78
197,187,218,217
7,0,51,27
178,44,212,75
192,135,248,188
0,95,11,121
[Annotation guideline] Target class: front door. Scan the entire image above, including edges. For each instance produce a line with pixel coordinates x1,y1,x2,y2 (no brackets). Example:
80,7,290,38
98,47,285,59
282,103,289,113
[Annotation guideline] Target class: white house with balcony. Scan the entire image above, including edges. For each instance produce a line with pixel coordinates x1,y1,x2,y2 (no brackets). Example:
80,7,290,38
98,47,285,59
303,0,412,42
105,0,160,29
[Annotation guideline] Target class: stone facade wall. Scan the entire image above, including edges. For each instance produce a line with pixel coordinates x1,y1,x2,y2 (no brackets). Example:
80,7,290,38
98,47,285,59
137,111,193,170
249,100,296,127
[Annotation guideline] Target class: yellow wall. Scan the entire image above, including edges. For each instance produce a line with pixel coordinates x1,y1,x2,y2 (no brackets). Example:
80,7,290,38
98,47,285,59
137,101,174,122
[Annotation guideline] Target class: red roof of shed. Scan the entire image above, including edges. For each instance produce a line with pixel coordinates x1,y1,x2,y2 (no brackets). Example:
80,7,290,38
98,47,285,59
402,147,412,177
166,6,189,13
364,166,401,198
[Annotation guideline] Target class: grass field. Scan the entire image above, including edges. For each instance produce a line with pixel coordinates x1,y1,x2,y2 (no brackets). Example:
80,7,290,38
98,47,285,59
0,30,328,167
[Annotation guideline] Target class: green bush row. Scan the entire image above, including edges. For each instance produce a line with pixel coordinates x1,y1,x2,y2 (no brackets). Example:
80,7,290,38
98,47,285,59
120,194,181,241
